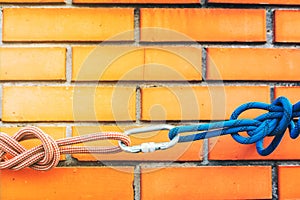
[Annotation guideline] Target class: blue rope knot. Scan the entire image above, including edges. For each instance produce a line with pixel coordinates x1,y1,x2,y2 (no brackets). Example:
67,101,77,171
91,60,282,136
168,96,300,156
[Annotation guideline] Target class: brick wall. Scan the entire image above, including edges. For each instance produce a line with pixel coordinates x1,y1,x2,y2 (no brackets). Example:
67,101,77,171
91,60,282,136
0,0,299,199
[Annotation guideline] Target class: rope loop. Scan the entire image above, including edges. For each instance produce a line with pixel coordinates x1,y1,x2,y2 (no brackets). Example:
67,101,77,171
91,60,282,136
0,126,60,170
0,126,131,170
168,96,300,156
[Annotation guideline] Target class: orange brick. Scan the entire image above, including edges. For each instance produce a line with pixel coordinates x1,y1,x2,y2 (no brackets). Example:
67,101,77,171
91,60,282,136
0,127,66,160
144,47,201,81
141,166,272,199
72,126,203,161
72,46,144,81
0,47,66,81
140,8,266,42
207,48,300,81
0,0,63,2
275,86,300,104
2,86,136,122
72,46,201,81
74,0,199,3
278,166,300,199
209,130,300,160
208,0,300,4
0,167,134,200
3,8,134,42
275,10,300,42
141,86,270,121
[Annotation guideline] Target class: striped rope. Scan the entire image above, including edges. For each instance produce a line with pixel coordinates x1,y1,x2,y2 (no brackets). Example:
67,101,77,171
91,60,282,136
0,126,130,170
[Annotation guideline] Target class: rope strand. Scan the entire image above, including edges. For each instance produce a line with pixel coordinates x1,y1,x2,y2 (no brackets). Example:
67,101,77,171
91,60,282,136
0,126,130,170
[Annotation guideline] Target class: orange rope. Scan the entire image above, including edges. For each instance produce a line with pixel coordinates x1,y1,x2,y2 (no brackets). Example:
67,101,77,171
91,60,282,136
0,126,131,171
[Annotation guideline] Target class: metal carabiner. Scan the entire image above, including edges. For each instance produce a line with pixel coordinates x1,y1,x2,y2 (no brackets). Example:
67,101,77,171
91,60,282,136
118,124,179,153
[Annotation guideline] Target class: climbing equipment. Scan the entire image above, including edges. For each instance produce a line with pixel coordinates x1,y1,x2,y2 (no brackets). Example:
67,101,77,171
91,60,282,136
0,96,299,170
169,96,300,156
0,126,130,170
118,124,179,153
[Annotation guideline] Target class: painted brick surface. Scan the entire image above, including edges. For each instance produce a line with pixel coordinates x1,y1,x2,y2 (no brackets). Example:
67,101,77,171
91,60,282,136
74,0,199,3
141,86,270,121
141,166,272,199
275,10,300,43
3,8,134,42
278,166,300,199
0,167,134,200
72,46,201,81
208,0,300,4
0,0,299,199
0,47,66,80
2,86,136,122
140,8,266,42
207,48,300,81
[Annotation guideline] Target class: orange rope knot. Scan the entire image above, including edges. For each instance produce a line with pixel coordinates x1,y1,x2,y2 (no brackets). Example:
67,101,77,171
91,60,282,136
0,126,131,171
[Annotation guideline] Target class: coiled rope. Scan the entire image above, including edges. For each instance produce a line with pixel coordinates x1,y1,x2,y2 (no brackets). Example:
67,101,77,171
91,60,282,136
0,126,130,170
169,96,300,156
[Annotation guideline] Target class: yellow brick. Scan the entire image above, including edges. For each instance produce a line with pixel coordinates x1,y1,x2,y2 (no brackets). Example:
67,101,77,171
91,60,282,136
141,86,270,121
72,46,144,81
3,8,134,42
0,47,66,81
3,86,136,122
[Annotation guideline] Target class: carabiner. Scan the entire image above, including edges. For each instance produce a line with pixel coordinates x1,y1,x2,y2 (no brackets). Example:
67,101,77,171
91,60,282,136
118,124,179,153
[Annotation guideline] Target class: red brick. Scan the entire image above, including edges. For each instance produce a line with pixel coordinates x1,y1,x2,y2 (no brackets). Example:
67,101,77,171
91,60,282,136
2,86,136,122
275,10,300,42
140,8,266,42
0,167,134,200
207,48,300,81
0,47,66,81
278,166,300,199
141,166,272,199
72,126,203,161
3,8,134,42
141,86,270,121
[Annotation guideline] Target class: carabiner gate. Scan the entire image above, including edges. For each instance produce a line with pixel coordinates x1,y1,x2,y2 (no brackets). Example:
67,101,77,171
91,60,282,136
118,124,179,153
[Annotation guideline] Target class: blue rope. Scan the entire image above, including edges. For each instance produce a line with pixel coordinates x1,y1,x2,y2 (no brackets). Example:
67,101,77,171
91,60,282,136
168,96,300,156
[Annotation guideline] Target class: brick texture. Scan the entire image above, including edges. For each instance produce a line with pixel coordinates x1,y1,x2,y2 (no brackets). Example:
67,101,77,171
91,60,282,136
140,8,266,42
209,131,300,160
141,86,270,121
74,0,199,3
0,47,66,80
2,86,136,122
72,46,201,81
275,10,300,43
275,86,300,104
208,0,300,4
278,166,300,199
141,166,272,199
0,167,134,200
207,48,300,81
3,8,134,42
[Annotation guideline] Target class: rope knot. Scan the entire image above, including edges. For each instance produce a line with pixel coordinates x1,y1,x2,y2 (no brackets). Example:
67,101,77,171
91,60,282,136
231,96,299,155
0,126,60,170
